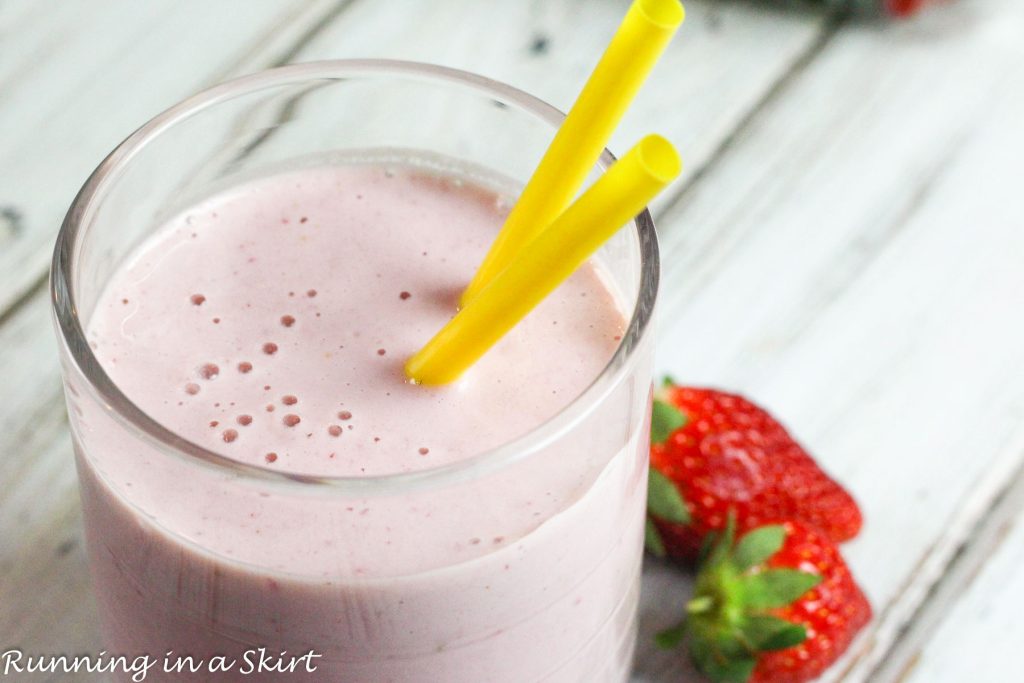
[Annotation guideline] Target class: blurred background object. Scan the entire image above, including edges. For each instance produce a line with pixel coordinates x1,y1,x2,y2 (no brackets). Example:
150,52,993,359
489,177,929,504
769,0,941,18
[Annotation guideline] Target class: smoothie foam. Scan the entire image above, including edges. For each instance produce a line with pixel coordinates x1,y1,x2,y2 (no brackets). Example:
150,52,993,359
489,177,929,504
88,162,624,479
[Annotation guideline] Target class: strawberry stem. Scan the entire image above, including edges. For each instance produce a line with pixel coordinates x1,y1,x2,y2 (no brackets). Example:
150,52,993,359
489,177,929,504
687,595,715,614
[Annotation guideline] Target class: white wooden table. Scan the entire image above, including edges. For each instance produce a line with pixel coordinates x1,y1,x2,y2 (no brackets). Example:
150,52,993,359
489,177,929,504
2,1,1022,681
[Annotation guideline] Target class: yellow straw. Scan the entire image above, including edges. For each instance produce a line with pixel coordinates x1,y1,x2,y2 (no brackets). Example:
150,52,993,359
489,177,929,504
406,135,681,385
460,0,684,305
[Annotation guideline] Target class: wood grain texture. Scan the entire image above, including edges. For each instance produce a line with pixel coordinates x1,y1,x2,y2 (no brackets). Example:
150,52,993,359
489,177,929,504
0,0,351,317
870,432,1024,682
282,0,829,209
0,0,827,321
0,291,101,673
649,0,1024,679
897,460,1024,683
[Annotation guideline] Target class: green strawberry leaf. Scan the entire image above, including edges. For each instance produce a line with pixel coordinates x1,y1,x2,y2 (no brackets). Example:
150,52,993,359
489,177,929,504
655,621,687,649
650,399,686,445
691,643,757,683
704,513,737,569
741,569,822,610
684,515,816,683
741,615,807,652
647,469,690,524
733,525,786,572
645,516,667,557
656,376,678,401
698,531,718,565
713,657,757,683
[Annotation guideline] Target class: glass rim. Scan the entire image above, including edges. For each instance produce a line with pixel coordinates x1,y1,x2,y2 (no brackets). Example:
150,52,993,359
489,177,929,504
50,59,660,495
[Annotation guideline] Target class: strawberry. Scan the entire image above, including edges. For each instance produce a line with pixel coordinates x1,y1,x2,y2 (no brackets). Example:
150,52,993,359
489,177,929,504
646,383,862,561
885,0,931,17
785,0,936,18
657,519,872,683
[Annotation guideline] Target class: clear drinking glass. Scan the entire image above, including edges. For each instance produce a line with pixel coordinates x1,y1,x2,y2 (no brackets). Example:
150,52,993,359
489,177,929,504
51,61,659,683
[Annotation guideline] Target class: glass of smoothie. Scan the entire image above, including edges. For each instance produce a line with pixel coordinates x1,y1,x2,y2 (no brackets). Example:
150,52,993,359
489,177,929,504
51,60,658,682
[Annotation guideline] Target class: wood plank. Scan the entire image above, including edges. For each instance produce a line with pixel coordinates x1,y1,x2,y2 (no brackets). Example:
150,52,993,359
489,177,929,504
0,0,350,317
0,292,63,486
648,0,1024,679
0,291,101,671
0,432,99,664
286,0,828,205
0,0,826,321
896,458,1024,683
634,561,701,682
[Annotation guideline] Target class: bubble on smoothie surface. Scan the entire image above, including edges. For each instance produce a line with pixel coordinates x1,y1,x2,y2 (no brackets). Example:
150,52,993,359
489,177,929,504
190,294,206,306
283,414,301,427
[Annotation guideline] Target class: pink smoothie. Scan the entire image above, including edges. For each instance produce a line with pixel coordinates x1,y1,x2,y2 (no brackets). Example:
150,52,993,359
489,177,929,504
72,160,650,681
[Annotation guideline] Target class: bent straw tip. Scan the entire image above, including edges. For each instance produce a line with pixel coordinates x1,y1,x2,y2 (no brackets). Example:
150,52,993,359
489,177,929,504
404,354,447,386
635,0,686,29
404,356,424,384
636,135,683,183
